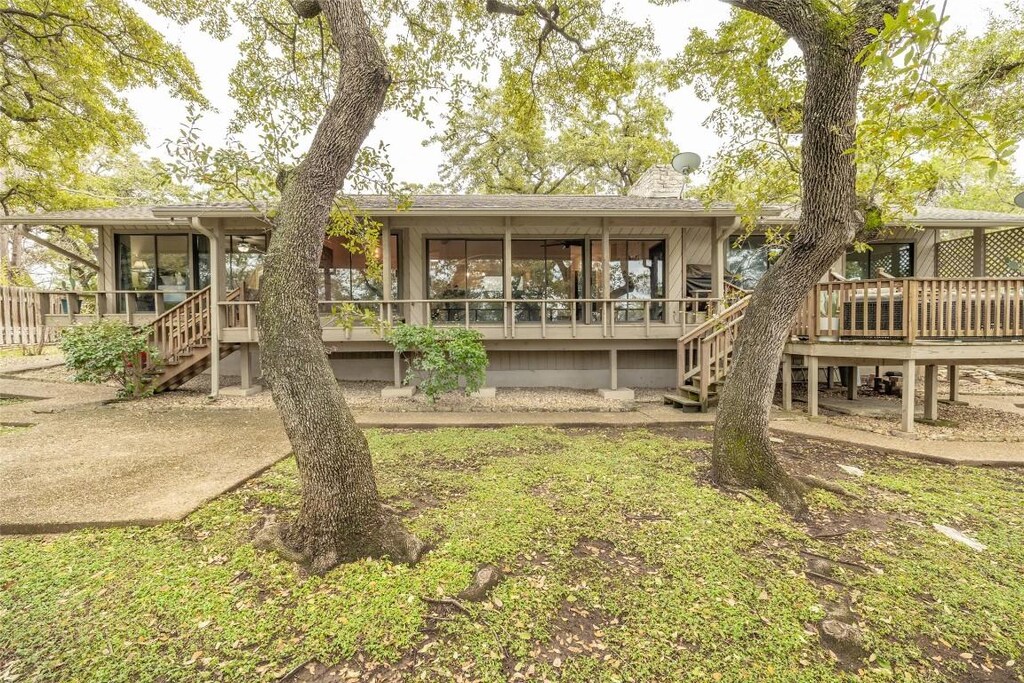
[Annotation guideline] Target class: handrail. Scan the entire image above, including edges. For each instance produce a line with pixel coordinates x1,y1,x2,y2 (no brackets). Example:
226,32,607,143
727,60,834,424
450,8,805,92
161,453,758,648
792,277,1024,341
677,294,751,389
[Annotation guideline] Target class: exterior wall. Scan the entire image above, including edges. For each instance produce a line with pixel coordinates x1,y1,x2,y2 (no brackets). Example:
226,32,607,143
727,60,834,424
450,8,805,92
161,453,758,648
218,346,676,389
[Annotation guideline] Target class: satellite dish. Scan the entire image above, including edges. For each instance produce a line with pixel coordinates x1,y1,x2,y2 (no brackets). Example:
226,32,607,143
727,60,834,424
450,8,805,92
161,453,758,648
671,152,702,175
1014,191,1024,209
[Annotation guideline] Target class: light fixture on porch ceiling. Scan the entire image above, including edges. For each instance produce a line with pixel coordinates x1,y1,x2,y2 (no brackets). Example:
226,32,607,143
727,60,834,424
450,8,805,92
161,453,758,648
671,152,702,200
1014,191,1024,209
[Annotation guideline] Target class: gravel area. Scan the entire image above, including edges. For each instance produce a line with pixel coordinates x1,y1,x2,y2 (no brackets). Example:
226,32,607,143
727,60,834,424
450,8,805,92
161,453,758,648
824,400,1024,442
0,348,63,375
111,373,671,414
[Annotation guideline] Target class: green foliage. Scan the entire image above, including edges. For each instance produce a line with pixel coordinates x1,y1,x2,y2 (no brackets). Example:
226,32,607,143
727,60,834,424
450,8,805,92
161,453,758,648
675,2,1023,244
384,323,488,401
0,0,203,216
58,319,158,399
435,59,676,195
2,427,1022,681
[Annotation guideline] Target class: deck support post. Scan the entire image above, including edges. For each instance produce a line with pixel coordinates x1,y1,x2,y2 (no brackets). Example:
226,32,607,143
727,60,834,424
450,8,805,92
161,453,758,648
239,343,251,390
901,359,917,433
609,349,618,390
948,365,959,402
782,354,793,411
845,367,858,400
806,355,819,417
393,350,402,388
924,364,939,421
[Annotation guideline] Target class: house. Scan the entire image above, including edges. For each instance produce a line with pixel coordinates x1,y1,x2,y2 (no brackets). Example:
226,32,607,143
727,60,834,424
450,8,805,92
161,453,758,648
2,166,1023,431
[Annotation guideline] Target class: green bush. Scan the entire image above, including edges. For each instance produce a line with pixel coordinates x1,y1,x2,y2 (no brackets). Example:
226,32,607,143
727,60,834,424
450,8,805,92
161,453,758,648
384,323,488,401
59,320,159,399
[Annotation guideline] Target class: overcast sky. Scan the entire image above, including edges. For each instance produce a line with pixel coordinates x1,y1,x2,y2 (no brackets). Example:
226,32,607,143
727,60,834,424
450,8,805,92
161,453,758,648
125,1,1016,188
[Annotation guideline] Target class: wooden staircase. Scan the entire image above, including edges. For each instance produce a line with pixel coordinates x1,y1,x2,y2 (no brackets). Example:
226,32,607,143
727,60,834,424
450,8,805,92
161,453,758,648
665,295,750,412
141,287,242,392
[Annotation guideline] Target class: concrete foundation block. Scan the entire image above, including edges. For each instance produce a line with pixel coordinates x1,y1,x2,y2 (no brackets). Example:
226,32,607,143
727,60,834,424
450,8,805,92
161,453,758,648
381,385,416,399
219,384,264,397
598,388,635,401
470,387,497,400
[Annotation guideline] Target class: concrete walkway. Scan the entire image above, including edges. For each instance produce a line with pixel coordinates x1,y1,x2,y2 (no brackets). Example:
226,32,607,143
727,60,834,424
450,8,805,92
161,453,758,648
3,370,1020,534
354,404,715,428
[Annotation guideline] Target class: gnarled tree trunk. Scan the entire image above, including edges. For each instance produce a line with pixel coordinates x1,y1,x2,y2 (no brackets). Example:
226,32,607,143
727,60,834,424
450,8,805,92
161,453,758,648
712,0,898,510
256,0,422,574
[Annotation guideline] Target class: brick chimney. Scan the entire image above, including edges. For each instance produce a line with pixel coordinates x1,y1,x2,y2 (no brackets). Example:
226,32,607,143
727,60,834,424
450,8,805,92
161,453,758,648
627,165,685,198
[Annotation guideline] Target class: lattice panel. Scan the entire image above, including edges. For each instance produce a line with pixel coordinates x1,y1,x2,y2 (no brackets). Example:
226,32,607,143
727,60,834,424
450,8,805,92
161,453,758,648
938,227,1024,277
937,237,973,277
986,227,1024,276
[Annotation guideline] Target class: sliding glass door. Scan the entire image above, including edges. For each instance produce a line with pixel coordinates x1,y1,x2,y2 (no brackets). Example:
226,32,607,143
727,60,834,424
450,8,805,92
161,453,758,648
116,234,191,312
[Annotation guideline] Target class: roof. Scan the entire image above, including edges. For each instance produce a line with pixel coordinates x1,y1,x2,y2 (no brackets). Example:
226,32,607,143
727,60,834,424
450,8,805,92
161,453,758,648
149,194,742,218
0,205,175,226
764,205,1024,228
3,195,1023,227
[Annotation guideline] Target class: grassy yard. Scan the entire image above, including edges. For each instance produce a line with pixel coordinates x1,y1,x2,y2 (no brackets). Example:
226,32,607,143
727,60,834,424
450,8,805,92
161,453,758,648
1,427,1021,682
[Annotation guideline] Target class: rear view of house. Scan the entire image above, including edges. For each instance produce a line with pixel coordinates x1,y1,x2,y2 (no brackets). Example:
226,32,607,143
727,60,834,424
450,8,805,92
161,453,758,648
2,166,1023,426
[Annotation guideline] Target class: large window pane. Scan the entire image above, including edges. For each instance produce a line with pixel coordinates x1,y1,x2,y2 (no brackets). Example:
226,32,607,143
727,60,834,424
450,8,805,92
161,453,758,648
227,235,267,293
590,239,665,322
157,235,189,307
512,240,583,322
321,234,398,301
727,235,784,290
427,239,504,324
845,243,914,280
117,234,156,312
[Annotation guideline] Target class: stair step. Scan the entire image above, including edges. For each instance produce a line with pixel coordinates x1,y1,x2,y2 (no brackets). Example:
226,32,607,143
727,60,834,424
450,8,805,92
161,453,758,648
663,393,703,412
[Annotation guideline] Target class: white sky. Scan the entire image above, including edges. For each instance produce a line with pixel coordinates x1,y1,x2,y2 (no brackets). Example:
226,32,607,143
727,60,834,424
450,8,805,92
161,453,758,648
125,0,1015,188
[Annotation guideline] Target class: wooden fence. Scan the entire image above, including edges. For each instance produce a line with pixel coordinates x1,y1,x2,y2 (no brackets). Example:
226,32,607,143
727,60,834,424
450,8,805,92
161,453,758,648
0,286,59,348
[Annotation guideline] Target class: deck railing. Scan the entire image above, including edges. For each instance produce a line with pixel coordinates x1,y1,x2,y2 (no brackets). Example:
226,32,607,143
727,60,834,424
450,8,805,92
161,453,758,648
219,297,719,340
677,295,750,389
794,277,1024,341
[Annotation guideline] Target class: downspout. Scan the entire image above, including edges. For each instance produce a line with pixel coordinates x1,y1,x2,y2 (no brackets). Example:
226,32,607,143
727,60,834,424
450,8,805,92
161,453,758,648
192,218,221,398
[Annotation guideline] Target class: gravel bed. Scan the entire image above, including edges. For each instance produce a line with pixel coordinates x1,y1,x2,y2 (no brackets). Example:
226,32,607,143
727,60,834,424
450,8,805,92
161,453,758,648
0,348,63,375
824,401,1024,442
110,373,671,414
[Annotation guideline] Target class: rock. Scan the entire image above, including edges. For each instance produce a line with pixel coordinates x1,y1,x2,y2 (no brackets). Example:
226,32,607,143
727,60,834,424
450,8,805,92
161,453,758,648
838,464,865,478
819,618,866,660
457,564,503,602
769,437,784,444
933,524,987,551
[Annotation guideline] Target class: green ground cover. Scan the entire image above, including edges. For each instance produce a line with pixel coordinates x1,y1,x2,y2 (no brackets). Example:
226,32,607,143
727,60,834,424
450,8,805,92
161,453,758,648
1,427,1021,682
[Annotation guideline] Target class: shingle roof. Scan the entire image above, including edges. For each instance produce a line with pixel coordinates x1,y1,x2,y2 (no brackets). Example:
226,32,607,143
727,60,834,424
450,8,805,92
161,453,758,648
150,194,740,217
3,195,1023,227
0,205,175,226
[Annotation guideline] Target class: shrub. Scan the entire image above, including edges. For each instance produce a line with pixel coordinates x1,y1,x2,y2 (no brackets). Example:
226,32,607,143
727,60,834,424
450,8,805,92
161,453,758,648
59,320,159,399
384,323,488,401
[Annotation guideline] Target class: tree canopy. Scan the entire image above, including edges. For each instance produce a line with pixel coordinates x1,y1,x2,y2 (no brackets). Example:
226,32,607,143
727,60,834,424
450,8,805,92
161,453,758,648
675,2,1020,231
0,0,203,214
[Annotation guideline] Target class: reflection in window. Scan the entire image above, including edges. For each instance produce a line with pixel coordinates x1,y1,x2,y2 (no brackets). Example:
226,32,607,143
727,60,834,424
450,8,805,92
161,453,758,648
116,234,191,312
727,235,783,290
427,239,503,323
591,240,665,322
511,240,583,322
321,234,398,301
845,243,914,280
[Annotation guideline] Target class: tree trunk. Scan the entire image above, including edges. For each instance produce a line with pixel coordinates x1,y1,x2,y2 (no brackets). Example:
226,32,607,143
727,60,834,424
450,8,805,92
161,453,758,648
711,40,865,511
255,0,423,574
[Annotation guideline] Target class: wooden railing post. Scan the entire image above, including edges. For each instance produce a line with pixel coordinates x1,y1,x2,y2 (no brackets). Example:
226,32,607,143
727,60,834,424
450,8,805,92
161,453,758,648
905,278,919,343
